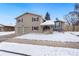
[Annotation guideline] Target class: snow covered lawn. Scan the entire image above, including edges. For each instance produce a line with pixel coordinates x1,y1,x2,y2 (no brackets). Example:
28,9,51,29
0,51,21,56
0,31,15,36
15,32,79,42
0,42,79,56
70,32,79,36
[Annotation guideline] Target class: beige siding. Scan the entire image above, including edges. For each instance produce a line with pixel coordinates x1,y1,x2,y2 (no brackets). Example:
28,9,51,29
15,14,43,35
15,27,23,35
23,27,32,34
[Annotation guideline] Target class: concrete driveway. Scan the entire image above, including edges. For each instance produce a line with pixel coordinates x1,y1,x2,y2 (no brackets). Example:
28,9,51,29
0,33,16,42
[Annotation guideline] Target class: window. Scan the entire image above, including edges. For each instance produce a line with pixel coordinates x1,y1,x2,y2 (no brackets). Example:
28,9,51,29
32,26,39,30
32,17,39,22
17,19,20,23
32,17,35,22
17,18,23,23
56,22,60,27
21,18,23,22
37,17,39,21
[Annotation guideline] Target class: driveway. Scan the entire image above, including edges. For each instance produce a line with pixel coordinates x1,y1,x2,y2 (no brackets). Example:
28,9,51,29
0,33,16,42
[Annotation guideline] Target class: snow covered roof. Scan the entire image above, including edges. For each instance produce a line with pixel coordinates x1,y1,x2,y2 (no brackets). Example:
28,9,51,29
59,19,65,22
0,23,15,27
0,24,4,27
54,19,65,23
40,20,54,26
4,24,15,27
4,23,15,26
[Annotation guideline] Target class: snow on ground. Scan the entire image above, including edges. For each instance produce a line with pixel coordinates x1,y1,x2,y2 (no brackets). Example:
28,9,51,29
0,42,79,56
0,51,21,56
0,31,15,36
70,32,79,36
15,32,79,42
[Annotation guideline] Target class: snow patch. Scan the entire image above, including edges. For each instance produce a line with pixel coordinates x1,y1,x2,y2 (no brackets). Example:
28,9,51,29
0,42,79,56
0,51,21,56
40,20,54,26
15,32,79,42
0,31,15,36
70,32,79,36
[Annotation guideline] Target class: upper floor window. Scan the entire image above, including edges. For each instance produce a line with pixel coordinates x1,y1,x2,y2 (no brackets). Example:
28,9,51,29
17,18,23,23
32,17,39,22
21,18,23,22
17,19,20,23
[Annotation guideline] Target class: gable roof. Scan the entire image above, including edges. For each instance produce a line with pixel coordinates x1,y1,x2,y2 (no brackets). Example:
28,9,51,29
15,12,42,19
0,24,15,27
54,18,65,23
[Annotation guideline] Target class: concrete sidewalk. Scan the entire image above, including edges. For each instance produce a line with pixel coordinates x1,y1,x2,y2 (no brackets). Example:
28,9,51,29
5,38,79,49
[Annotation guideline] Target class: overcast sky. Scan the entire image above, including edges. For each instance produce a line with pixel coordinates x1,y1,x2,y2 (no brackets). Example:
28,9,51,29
0,3,75,24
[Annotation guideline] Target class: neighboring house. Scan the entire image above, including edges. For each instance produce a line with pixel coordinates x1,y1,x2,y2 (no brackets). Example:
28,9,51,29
0,24,15,32
40,20,65,33
0,24,4,31
54,20,65,31
15,12,65,35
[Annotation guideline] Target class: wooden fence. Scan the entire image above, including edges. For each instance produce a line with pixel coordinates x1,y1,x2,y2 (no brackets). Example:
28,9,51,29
63,25,79,31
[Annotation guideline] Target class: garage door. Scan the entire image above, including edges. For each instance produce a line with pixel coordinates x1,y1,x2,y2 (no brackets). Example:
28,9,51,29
17,27,23,35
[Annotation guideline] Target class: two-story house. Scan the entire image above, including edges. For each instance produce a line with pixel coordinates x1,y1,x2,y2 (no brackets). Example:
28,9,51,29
15,12,44,35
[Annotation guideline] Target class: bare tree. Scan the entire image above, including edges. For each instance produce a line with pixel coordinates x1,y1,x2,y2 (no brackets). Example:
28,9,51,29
64,3,79,31
64,15,71,25
64,12,79,31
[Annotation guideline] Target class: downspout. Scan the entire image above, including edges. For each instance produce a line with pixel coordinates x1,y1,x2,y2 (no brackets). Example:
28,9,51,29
22,25,24,34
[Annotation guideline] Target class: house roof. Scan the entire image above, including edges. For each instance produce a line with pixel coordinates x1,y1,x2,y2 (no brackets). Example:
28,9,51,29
54,19,65,23
15,12,42,19
4,24,15,27
40,20,54,26
0,24,15,27
0,24,4,27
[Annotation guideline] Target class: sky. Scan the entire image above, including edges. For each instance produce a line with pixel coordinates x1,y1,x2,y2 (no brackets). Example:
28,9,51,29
0,3,75,25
